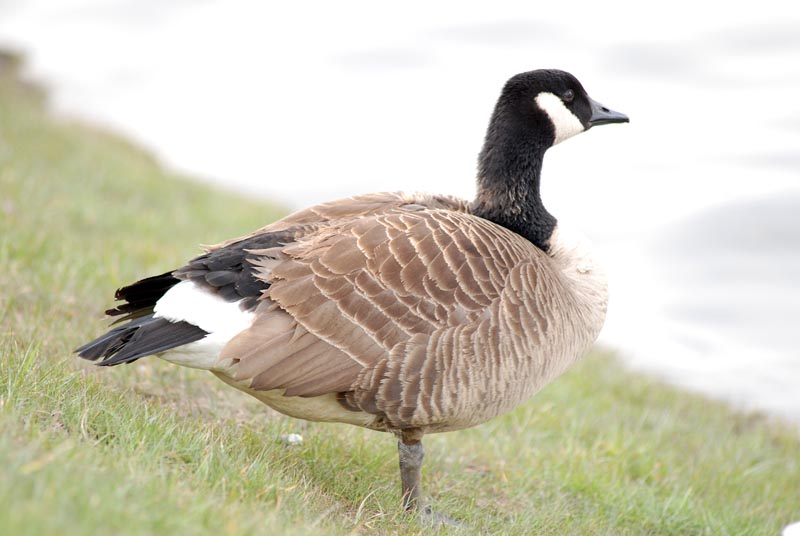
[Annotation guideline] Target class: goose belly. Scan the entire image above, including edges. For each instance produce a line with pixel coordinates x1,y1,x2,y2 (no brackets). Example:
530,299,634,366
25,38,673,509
211,372,379,429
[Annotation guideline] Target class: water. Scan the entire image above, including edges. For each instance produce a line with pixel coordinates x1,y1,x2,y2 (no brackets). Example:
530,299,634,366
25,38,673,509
1,1,798,423
602,195,800,422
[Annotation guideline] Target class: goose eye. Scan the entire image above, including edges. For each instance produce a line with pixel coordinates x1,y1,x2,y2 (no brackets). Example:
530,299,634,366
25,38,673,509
563,89,575,103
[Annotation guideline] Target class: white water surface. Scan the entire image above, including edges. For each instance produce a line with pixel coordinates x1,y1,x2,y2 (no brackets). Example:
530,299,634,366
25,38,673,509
1,1,798,423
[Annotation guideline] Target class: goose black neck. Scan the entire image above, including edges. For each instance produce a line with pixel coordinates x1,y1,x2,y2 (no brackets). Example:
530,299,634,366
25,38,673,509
469,123,557,253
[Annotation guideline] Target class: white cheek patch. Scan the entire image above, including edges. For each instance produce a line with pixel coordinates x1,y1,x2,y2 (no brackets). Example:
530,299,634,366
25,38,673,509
535,92,585,145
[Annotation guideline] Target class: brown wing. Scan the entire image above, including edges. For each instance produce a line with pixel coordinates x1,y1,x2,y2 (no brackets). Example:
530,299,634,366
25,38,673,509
218,203,545,415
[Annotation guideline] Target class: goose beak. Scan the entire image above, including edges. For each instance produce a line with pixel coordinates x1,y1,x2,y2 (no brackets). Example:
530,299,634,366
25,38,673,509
588,98,629,127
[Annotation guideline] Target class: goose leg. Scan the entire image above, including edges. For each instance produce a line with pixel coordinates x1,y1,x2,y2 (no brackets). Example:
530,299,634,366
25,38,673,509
396,430,462,526
398,437,425,511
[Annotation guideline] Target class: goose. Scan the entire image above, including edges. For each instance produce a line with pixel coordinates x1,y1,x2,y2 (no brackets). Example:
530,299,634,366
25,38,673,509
76,68,628,517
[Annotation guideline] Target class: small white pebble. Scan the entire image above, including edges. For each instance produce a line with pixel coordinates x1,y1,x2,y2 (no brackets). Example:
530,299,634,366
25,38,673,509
280,433,304,445
784,521,800,536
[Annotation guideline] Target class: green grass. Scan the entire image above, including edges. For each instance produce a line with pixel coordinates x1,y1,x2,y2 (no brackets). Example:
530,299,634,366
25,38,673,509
1,69,798,536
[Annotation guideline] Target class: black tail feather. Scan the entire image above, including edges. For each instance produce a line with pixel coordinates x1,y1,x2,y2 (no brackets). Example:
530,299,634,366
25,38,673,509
75,315,155,360
77,231,298,366
76,314,208,366
105,271,181,323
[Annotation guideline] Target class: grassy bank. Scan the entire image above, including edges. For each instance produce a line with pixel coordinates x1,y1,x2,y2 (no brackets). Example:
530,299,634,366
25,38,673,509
1,69,798,535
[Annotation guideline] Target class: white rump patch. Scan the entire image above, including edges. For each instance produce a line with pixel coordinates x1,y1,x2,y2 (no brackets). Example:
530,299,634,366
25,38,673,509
784,521,800,536
535,92,585,145
152,280,256,370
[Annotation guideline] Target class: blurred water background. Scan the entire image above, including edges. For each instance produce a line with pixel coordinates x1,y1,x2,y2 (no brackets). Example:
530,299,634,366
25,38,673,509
1,1,798,423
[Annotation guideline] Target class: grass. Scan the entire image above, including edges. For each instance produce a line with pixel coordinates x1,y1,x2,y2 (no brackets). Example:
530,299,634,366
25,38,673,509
1,67,799,535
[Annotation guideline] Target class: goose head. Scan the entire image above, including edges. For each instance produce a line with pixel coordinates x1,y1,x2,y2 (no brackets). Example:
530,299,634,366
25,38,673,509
473,69,628,251
481,69,628,156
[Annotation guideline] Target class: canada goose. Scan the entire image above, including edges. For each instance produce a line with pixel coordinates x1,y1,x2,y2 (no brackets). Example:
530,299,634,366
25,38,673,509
76,69,628,516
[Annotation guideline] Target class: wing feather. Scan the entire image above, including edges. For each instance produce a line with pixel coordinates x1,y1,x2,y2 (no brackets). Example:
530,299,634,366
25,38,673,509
215,197,555,424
